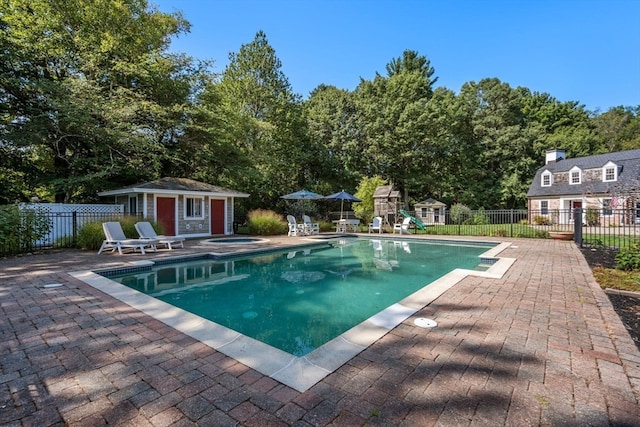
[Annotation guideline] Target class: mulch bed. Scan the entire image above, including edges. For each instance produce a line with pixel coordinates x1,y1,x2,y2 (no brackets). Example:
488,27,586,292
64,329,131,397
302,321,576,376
580,246,640,351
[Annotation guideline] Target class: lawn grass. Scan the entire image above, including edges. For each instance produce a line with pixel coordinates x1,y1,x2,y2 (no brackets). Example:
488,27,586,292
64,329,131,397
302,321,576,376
593,266,640,292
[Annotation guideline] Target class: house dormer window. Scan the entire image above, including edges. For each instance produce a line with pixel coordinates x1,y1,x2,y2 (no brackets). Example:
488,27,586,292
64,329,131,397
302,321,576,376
569,167,581,185
603,161,617,182
541,170,552,187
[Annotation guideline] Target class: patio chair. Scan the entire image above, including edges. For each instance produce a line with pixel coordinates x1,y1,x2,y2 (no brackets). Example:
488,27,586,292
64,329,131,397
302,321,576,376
302,215,320,235
135,221,184,250
393,217,412,234
98,222,158,255
287,215,306,236
368,216,383,234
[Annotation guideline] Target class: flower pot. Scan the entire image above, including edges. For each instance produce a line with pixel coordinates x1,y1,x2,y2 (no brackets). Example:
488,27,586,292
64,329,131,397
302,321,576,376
549,231,574,241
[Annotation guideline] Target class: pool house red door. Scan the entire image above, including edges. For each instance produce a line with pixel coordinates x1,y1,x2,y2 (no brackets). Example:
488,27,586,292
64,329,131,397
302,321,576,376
210,199,225,235
157,197,176,235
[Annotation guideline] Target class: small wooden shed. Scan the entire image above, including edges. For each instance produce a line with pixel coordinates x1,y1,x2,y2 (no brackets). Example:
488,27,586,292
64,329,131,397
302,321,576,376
414,198,447,225
373,185,401,226
98,177,249,237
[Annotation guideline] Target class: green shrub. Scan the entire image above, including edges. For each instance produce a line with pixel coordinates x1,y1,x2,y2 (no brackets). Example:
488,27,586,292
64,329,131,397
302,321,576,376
586,207,600,226
492,229,507,237
615,244,640,271
246,209,288,235
450,203,471,224
319,220,334,232
77,217,158,251
533,215,551,225
0,204,52,255
464,208,490,225
77,221,105,250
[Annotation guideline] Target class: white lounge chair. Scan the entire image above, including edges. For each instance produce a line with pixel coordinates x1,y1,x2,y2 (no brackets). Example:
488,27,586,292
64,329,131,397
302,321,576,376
368,216,383,234
135,221,184,249
98,222,158,255
393,217,412,234
303,215,320,235
287,215,306,236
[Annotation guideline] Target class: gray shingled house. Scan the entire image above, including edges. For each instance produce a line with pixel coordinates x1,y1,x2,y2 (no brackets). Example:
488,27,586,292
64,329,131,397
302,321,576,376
527,149,640,225
98,178,249,237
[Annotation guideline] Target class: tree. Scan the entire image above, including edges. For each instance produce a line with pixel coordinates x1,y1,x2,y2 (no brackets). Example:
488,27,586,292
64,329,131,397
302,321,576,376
592,106,640,151
304,84,363,193
456,79,546,208
214,31,309,210
353,175,388,222
355,51,438,206
385,49,438,86
0,0,197,202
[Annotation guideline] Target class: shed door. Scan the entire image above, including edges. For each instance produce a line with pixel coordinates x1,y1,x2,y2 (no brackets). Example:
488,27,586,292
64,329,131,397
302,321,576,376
210,199,225,235
157,197,176,235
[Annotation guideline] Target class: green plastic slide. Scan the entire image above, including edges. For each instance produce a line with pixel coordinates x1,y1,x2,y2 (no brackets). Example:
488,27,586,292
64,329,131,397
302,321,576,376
399,209,427,230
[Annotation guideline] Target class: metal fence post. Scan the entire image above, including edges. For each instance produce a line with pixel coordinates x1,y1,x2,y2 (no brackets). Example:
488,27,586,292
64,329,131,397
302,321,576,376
510,209,514,237
573,207,583,246
72,211,78,247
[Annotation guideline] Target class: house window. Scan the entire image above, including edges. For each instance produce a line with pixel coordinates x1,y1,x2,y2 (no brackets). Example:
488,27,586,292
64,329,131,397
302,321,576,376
603,162,617,182
602,198,613,216
540,200,549,215
570,167,581,185
421,207,427,217
128,196,137,215
541,171,552,187
185,197,203,219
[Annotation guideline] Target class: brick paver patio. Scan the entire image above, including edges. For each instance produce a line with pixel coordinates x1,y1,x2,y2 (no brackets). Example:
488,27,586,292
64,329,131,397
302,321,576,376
1,236,639,426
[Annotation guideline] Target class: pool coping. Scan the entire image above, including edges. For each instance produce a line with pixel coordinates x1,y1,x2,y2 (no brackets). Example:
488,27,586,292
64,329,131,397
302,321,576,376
69,239,514,392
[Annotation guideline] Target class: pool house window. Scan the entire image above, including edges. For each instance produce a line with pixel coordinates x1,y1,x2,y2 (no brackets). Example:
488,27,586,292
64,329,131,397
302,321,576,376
541,171,552,187
185,197,204,219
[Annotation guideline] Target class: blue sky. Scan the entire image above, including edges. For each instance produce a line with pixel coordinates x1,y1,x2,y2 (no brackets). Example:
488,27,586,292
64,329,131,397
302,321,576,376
153,0,640,112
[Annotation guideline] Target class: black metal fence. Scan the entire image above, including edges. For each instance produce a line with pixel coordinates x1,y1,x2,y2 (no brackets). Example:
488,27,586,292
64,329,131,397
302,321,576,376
3,207,638,257
332,208,639,250
0,209,129,257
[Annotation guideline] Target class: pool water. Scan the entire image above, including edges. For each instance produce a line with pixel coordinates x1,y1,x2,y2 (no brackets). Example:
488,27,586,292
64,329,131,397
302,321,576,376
107,238,493,356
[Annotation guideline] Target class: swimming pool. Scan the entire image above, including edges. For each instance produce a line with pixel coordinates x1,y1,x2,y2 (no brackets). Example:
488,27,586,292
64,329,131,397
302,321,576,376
72,237,514,391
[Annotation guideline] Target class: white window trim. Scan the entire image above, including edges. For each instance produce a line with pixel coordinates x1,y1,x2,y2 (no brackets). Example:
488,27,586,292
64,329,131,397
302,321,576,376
184,197,204,219
569,167,582,185
541,170,552,187
602,161,617,182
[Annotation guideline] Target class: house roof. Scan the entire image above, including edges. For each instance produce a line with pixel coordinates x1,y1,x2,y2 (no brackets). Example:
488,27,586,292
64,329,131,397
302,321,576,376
527,149,640,198
98,177,250,197
415,198,446,207
373,185,400,198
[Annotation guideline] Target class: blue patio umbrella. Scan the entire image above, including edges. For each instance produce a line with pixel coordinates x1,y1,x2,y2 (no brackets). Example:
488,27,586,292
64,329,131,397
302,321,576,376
280,189,325,200
324,190,362,219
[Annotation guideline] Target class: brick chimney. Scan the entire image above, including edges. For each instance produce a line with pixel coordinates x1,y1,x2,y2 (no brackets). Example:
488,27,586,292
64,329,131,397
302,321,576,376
545,148,566,165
